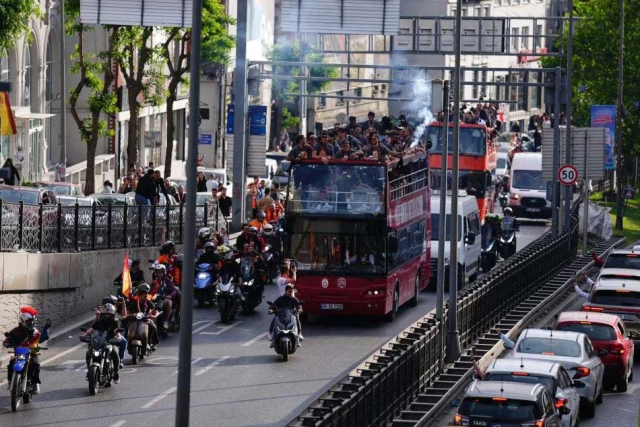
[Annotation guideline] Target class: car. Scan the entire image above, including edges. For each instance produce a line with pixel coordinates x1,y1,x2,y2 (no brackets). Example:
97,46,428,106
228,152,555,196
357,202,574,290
57,196,101,206
508,152,551,218
496,151,510,180
554,311,638,392
35,181,82,197
90,193,137,206
509,328,604,417
598,249,640,278
482,358,581,427
0,185,58,205
450,381,566,426
582,279,640,336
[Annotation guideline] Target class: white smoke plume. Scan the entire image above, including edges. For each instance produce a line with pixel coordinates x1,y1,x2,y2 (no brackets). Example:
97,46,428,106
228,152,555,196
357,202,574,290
408,71,435,148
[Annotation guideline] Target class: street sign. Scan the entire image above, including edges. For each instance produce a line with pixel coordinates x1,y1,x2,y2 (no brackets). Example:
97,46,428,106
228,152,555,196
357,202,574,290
558,164,578,186
199,134,212,145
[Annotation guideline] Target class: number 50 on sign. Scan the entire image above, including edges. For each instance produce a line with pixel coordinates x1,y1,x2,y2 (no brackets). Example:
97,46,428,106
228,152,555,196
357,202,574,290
558,164,578,186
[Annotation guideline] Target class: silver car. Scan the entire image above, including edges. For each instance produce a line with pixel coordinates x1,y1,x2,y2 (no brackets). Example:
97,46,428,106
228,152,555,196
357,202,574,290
509,328,604,418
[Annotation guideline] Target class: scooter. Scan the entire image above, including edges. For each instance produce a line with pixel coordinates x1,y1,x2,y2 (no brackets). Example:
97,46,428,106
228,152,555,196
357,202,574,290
5,342,46,412
498,191,509,211
267,301,300,362
194,263,216,308
216,276,239,324
499,227,518,260
126,311,159,365
79,328,122,395
240,253,265,314
154,295,180,336
480,223,499,272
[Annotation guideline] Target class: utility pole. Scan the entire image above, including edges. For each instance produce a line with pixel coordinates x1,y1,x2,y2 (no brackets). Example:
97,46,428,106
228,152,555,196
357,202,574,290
552,68,561,238
446,0,462,364
58,0,67,181
563,0,575,232
231,0,249,232
175,0,202,425
436,80,450,365
614,0,625,230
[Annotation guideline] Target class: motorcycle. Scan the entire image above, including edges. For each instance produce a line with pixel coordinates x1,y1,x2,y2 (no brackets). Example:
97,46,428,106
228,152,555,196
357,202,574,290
499,219,518,260
194,263,217,308
79,327,122,395
498,191,509,211
480,223,499,273
5,343,46,412
267,301,300,362
240,252,264,314
216,276,239,324
154,295,180,337
126,311,159,365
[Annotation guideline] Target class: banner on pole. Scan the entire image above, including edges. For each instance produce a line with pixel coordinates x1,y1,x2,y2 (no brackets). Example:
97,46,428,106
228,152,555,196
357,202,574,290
590,105,616,171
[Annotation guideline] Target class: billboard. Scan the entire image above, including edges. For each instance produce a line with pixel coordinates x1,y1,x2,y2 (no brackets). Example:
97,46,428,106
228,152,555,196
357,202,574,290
590,105,616,170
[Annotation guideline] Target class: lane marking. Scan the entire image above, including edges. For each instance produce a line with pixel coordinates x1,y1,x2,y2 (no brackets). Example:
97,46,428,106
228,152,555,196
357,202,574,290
199,321,242,335
141,387,177,409
110,421,127,427
173,357,203,375
192,321,215,334
194,356,230,376
41,343,85,367
242,332,269,347
58,360,86,371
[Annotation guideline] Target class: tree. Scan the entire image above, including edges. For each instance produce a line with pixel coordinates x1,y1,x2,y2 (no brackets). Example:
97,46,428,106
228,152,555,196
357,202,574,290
159,0,234,178
66,0,119,195
541,0,639,196
0,0,39,50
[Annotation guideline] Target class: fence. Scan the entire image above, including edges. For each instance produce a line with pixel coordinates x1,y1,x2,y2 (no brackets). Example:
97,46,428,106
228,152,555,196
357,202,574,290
290,203,581,427
0,200,228,253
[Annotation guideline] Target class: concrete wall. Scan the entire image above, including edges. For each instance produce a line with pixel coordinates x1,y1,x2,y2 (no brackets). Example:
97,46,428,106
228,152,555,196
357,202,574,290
0,245,182,332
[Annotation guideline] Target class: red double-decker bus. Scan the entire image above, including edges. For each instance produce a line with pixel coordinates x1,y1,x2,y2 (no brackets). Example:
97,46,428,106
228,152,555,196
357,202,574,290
283,152,431,321
427,122,498,222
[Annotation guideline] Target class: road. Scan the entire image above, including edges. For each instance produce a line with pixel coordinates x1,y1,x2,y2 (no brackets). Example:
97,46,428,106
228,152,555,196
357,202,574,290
0,222,547,427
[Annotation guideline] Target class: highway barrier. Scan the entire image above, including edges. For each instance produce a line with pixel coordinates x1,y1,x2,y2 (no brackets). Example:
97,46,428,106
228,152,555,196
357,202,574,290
289,204,582,427
0,200,227,253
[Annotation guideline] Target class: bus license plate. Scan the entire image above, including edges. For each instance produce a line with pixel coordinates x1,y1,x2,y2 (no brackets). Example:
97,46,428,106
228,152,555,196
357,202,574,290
320,303,343,311
526,207,541,212
619,314,636,321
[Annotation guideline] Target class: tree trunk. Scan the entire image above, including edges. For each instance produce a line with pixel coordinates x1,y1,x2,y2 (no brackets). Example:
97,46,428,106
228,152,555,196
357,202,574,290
84,117,100,195
127,87,140,166
164,95,176,178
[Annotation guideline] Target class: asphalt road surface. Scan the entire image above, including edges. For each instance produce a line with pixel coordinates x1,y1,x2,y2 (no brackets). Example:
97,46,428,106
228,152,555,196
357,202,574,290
0,221,547,427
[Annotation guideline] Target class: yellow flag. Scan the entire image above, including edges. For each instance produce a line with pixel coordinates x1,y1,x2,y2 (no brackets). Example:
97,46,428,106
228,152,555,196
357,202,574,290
0,93,17,136
122,253,132,298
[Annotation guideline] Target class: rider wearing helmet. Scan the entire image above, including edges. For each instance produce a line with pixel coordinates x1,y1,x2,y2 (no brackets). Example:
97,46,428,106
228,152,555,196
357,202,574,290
236,222,263,253
3,307,51,393
158,241,181,287
150,264,180,332
85,303,124,380
126,283,160,347
197,241,220,267
501,207,519,233
195,227,212,259
249,210,268,231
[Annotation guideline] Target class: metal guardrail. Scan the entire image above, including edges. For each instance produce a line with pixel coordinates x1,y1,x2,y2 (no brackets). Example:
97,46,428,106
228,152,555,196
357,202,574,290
0,201,228,253
289,203,582,427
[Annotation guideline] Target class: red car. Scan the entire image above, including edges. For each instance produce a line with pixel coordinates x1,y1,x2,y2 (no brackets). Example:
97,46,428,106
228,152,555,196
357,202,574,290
553,311,638,392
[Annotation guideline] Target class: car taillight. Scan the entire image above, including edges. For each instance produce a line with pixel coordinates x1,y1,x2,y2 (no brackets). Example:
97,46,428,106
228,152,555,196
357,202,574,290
554,398,567,409
583,305,604,312
452,414,468,426
610,343,626,355
573,367,590,379
521,420,545,427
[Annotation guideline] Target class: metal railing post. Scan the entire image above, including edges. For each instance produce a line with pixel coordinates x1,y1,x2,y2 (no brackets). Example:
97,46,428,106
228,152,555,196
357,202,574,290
215,202,219,230
38,204,43,252
91,202,97,250
74,202,79,252
123,205,128,248
18,201,24,250
107,204,112,249
179,202,184,244
166,204,171,242
152,203,157,247
204,201,208,228
138,205,143,247
0,200,3,251
57,203,62,252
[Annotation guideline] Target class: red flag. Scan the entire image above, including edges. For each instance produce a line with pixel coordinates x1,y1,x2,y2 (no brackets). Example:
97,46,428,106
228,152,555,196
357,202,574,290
122,253,132,298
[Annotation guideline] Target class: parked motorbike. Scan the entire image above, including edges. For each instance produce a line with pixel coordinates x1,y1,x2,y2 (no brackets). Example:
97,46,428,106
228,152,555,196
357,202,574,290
194,263,216,308
267,301,300,362
216,276,239,324
126,311,159,365
240,252,264,314
79,327,121,395
5,343,46,412
480,223,499,272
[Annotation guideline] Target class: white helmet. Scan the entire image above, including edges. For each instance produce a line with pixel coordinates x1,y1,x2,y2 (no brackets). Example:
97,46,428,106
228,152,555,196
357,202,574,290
263,224,274,236
154,263,167,272
198,227,211,238
102,303,116,316
19,311,36,331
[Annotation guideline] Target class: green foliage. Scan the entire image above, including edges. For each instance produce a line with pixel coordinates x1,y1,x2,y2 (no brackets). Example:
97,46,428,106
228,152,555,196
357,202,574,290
0,0,40,50
541,0,640,156
19,181,38,188
201,0,235,65
281,107,300,130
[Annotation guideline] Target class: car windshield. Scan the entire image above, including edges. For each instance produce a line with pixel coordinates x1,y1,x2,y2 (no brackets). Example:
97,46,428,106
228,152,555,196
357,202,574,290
288,218,386,275
0,189,40,205
288,163,386,216
459,397,542,421
555,323,617,341
484,374,556,395
591,290,640,307
95,196,127,206
603,254,640,270
431,213,462,241
512,170,545,190
497,158,507,169
430,169,488,198
428,126,487,156
516,338,582,357
42,185,72,196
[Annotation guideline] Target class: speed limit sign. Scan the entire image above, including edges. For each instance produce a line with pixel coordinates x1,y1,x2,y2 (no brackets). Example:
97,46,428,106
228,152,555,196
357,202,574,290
558,164,578,186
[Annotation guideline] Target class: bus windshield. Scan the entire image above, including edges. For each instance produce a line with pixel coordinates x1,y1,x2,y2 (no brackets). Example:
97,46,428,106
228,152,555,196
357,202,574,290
288,163,386,216
430,169,488,198
288,218,387,275
427,126,487,156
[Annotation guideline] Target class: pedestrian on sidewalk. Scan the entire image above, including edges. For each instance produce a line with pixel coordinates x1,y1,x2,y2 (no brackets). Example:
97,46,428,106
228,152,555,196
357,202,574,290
135,169,156,205
218,187,232,217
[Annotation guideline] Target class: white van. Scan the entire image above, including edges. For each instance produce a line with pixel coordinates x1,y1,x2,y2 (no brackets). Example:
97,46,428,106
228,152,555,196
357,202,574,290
430,194,482,287
508,152,551,218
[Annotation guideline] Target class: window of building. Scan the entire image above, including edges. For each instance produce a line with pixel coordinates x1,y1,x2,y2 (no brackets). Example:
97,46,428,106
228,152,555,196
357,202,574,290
461,8,468,16
529,72,542,109
23,44,31,107
521,26,529,49
511,28,519,52
337,91,344,104
0,49,8,82
354,88,362,102
483,7,491,17
46,41,53,102
319,96,327,108
536,24,544,48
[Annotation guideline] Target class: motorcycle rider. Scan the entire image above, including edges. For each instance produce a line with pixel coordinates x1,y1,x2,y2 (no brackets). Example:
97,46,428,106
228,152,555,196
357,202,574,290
3,307,51,394
195,227,212,259
249,210,269,231
219,252,246,302
158,241,181,287
84,303,123,382
262,224,281,282
150,264,180,333
501,207,519,233
197,241,220,267
236,223,263,253
268,283,303,348
126,283,160,349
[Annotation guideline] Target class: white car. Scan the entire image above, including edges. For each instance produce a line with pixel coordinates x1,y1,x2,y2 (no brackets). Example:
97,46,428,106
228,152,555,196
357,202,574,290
496,151,510,180
597,249,640,279
509,328,604,418
483,358,581,427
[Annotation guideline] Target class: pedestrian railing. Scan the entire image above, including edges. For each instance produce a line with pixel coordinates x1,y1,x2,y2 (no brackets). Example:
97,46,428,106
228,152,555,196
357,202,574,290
0,200,228,253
